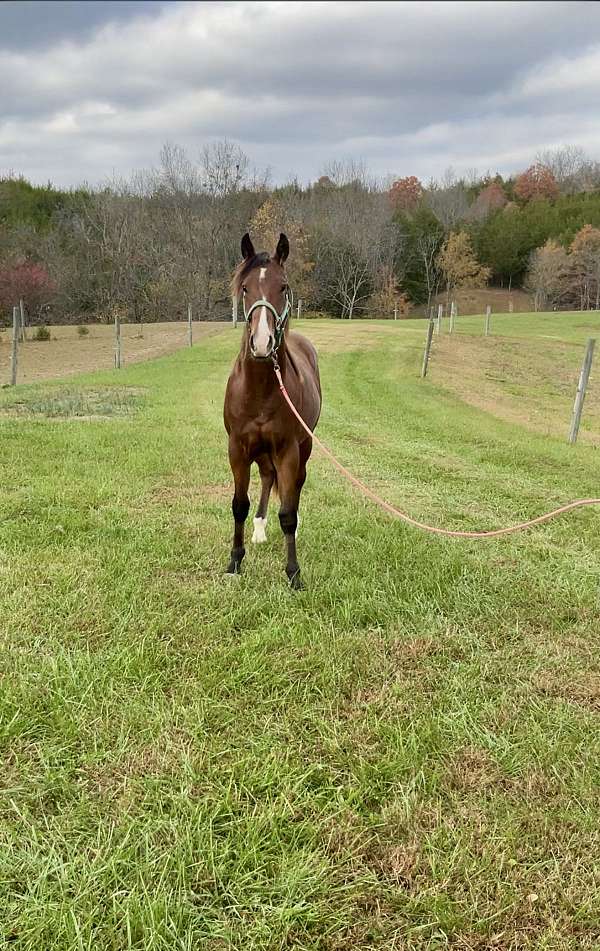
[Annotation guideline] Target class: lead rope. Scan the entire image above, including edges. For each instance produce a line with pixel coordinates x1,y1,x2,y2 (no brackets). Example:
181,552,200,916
273,365,600,539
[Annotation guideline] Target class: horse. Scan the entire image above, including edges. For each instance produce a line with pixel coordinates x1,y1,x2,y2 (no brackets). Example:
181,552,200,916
223,232,322,589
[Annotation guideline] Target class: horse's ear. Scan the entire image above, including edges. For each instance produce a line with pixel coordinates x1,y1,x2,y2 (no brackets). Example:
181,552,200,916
275,233,289,264
241,232,255,260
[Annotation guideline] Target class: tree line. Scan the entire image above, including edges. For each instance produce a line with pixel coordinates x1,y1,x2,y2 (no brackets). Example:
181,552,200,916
1,142,600,325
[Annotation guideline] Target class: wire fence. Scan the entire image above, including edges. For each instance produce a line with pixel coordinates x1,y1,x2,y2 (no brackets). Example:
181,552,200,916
418,306,598,445
0,307,232,388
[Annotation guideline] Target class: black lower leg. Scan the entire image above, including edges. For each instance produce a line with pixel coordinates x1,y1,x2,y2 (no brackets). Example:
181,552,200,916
279,508,302,588
227,494,250,574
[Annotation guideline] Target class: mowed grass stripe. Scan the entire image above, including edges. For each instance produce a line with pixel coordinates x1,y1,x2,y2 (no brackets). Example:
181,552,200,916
0,318,598,949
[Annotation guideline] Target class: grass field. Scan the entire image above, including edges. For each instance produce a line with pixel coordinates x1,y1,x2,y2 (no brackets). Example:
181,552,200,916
0,313,599,949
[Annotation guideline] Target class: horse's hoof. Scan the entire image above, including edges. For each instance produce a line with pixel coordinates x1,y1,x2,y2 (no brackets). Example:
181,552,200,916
288,570,303,591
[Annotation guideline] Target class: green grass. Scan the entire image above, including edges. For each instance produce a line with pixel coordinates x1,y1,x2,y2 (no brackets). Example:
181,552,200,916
0,316,599,949
0,386,145,418
418,309,600,343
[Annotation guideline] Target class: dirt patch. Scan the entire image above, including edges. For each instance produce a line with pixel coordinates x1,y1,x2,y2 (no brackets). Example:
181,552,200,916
534,671,600,711
447,745,504,791
0,321,228,386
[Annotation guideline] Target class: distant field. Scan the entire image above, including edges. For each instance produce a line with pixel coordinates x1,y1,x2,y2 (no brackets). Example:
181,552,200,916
0,314,599,948
416,310,600,444
0,321,229,386
430,285,533,316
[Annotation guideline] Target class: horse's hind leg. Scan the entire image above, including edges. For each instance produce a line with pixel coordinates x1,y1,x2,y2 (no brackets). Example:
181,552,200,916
252,454,275,544
226,441,250,575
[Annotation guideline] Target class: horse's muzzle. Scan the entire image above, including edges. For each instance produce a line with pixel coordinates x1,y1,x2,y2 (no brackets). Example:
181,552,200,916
250,333,275,360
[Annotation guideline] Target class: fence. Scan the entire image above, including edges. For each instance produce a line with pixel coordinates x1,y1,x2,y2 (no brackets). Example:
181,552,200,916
1,303,232,388
419,305,597,445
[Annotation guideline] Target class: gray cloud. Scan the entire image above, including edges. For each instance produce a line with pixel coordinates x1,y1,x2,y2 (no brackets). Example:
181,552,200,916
0,1,168,50
1,1,600,187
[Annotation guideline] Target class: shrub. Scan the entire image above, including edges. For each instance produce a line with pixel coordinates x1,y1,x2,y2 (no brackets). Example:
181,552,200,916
77,325,90,336
33,325,51,341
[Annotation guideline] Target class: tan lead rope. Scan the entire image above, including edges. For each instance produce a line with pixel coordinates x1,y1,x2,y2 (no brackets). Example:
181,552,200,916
274,366,600,539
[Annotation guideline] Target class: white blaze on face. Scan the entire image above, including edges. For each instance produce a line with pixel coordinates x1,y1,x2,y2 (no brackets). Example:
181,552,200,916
251,267,272,356
252,306,272,356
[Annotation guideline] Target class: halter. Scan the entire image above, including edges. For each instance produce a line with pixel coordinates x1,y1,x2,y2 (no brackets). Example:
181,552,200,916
242,286,293,351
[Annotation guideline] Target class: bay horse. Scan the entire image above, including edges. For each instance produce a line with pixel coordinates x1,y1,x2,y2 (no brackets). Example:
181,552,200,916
223,232,321,589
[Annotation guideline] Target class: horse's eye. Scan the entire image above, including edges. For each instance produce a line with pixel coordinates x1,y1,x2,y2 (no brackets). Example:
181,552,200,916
242,285,247,293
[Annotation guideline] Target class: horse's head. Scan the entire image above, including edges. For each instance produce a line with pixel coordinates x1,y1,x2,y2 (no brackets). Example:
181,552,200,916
235,232,290,360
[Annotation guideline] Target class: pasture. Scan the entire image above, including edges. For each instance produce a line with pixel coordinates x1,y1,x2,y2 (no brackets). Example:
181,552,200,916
0,313,599,949
0,322,228,386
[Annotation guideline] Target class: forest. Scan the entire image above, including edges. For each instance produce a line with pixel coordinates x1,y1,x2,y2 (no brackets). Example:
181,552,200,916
1,143,600,324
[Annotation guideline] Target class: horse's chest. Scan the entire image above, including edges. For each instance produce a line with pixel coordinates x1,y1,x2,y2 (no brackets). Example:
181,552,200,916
243,414,282,452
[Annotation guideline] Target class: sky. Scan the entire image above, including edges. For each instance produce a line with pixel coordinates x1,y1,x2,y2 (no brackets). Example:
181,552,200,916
2,0,600,189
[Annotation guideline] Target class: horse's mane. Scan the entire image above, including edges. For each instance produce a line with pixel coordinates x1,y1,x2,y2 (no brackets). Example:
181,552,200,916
231,252,271,297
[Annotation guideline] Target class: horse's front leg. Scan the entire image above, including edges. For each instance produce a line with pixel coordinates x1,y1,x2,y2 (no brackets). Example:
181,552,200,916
226,440,251,575
276,444,307,590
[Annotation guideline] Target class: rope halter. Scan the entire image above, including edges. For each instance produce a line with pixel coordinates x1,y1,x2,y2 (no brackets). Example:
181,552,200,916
242,287,293,351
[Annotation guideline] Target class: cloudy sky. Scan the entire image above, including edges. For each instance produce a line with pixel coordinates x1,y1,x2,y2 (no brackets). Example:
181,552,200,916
2,0,600,188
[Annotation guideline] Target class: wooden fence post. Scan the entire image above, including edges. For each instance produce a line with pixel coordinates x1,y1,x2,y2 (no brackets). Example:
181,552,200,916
485,305,491,336
10,306,19,385
297,299,302,320
232,295,238,327
421,318,435,378
187,302,193,347
19,298,26,342
436,303,443,334
394,303,398,321
114,314,122,369
449,301,456,333
568,338,595,444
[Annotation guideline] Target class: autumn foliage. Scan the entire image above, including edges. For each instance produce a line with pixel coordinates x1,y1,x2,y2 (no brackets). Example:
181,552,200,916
388,176,423,212
437,231,491,293
514,163,559,202
569,224,600,309
0,260,56,319
249,197,314,300
470,181,507,219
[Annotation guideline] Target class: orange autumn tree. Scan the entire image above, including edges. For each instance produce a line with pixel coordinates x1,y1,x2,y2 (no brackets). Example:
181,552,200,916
388,175,423,213
514,163,559,202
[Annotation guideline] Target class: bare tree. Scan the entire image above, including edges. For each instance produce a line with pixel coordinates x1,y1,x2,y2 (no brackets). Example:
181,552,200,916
415,229,443,310
424,168,471,229
534,145,587,194
525,240,571,311
570,225,600,310
308,173,398,317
